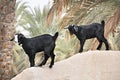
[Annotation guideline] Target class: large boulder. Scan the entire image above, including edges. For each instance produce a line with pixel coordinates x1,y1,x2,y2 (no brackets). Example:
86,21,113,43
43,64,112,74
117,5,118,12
12,50,120,80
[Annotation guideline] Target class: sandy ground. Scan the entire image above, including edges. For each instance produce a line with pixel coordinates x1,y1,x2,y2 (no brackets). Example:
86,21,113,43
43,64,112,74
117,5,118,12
11,50,120,80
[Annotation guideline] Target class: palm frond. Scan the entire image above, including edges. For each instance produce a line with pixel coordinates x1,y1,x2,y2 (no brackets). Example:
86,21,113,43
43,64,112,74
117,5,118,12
15,1,28,18
15,1,28,28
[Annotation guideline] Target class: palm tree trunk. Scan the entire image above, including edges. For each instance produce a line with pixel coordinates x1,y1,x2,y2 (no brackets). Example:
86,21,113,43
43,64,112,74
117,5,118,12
0,0,16,80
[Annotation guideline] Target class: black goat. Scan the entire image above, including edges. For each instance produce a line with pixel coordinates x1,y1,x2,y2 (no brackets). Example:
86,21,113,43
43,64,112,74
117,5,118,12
12,32,59,68
64,20,109,52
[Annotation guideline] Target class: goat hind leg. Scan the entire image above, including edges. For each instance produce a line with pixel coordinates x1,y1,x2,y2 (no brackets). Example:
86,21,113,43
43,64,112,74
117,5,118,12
39,54,49,67
102,38,109,50
49,52,55,68
97,41,103,50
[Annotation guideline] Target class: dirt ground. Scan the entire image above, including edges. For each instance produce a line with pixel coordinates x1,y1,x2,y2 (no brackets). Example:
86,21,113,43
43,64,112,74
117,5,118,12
12,50,120,80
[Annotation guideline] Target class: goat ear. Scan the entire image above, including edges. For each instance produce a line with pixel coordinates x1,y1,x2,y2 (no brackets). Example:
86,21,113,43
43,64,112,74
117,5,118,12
18,34,24,39
71,24,74,26
17,34,24,45
73,26,78,32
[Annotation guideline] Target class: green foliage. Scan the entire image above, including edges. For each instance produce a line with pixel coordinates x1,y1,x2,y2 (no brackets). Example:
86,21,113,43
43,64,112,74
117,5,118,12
55,33,79,61
13,0,120,77
15,0,28,29
12,45,29,77
16,3,59,36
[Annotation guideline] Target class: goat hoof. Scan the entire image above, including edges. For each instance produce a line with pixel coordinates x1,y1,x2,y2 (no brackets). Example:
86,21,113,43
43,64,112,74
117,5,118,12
79,51,82,53
49,65,53,68
38,64,43,67
97,48,100,50
30,65,34,67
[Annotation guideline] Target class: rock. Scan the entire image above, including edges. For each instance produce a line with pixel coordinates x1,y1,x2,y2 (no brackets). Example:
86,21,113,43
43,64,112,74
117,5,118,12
12,50,120,80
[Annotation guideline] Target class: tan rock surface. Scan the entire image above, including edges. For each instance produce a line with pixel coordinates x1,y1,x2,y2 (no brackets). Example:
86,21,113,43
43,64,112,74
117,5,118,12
12,50,120,80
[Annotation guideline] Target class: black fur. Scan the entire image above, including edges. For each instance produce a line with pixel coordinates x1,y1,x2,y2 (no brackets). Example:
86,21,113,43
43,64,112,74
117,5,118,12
65,20,109,52
15,32,58,68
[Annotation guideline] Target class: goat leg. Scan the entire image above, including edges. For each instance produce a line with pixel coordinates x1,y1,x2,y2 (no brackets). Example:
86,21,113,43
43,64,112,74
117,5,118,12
49,53,55,68
103,38,109,50
97,41,103,50
79,40,85,53
39,54,49,67
28,54,35,67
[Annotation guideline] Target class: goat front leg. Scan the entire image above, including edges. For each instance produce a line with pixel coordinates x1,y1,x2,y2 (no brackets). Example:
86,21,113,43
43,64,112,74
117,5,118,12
28,54,35,67
79,39,85,53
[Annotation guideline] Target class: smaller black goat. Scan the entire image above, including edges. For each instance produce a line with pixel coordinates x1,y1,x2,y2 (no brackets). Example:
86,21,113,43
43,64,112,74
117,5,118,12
12,32,59,68
64,20,109,52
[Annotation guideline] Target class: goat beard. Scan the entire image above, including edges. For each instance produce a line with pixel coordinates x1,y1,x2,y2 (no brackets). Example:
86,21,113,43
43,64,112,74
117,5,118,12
69,31,74,35
18,41,22,45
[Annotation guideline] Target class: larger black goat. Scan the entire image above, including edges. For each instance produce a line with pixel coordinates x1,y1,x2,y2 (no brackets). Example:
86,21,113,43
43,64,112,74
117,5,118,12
64,20,109,52
12,32,59,68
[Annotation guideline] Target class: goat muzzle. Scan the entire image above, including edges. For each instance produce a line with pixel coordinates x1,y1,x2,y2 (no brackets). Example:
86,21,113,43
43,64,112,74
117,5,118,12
10,37,15,41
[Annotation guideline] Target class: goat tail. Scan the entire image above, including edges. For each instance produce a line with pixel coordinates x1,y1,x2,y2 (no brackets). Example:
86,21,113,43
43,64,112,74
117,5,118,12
101,20,105,27
53,32,59,41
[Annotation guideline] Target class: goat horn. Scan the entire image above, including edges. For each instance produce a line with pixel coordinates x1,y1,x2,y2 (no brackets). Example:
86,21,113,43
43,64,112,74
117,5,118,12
64,27,68,29
15,33,20,35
